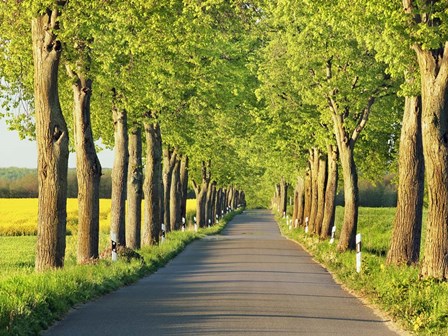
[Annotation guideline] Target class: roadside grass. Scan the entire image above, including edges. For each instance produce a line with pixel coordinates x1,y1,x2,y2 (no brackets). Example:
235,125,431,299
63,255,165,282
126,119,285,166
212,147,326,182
0,198,241,336
278,206,448,335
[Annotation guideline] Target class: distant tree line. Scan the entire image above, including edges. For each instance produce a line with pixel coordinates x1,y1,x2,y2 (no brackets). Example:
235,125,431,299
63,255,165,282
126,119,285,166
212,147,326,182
0,167,197,199
0,168,112,198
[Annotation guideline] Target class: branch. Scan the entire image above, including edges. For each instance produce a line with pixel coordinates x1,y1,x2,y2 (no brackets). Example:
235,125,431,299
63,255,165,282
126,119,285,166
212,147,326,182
351,96,375,143
351,76,359,90
192,179,199,194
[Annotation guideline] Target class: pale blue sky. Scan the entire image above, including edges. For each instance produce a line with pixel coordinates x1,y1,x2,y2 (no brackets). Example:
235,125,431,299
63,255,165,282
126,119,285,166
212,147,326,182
0,119,114,168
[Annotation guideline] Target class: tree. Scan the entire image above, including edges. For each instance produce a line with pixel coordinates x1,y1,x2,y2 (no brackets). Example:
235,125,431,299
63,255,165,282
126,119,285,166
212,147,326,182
403,0,448,279
126,127,143,249
142,119,163,246
31,3,69,271
110,102,128,247
338,0,425,267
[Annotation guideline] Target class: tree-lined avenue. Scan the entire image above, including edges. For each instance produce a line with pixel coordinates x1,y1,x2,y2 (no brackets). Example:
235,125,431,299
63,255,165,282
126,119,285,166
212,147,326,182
44,210,398,336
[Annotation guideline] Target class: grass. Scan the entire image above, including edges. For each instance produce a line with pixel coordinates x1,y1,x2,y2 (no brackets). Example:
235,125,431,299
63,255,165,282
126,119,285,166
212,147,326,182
0,197,240,335
278,206,448,335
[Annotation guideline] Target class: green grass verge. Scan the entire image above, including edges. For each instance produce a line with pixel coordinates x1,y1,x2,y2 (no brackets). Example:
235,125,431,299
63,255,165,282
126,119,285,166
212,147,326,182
0,209,243,336
278,207,448,335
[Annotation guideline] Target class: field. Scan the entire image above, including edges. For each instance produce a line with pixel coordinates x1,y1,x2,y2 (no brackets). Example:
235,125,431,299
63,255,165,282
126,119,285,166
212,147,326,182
0,198,197,237
0,198,207,335
279,206,448,335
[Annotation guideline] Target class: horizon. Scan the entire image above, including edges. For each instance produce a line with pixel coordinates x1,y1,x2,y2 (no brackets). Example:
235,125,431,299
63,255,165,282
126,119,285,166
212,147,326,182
0,119,114,169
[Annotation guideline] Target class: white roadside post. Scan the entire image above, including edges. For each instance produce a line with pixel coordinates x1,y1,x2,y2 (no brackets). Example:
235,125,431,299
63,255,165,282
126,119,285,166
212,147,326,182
283,211,286,218
356,233,362,273
287,215,292,230
194,216,198,232
111,232,118,262
305,217,309,233
216,214,219,223
161,223,166,243
182,217,186,232
208,219,211,228
295,218,298,229
330,226,336,244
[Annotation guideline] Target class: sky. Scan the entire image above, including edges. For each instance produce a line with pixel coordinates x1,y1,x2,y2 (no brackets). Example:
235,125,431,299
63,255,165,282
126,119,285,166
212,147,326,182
0,119,114,168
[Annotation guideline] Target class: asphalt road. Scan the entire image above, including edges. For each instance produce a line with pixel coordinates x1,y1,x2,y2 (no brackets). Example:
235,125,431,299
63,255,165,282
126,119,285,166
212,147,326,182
43,210,401,335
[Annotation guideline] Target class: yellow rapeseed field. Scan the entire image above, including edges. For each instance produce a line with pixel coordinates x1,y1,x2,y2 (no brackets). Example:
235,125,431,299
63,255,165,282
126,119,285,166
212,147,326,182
0,198,196,236
0,198,112,236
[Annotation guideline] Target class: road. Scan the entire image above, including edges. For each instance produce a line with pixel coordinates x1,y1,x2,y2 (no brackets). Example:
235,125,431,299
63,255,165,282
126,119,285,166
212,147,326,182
44,210,401,335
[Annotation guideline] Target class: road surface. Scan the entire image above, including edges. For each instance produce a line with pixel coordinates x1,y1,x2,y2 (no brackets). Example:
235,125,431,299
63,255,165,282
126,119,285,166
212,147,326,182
44,210,401,335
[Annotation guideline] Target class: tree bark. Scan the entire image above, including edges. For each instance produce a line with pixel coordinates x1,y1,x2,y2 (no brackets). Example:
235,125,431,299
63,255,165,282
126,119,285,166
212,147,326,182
295,177,305,228
70,74,102,264
414,45,448,279
309,148,319,233
126,127,143,249
302,167,312,226
162,148,177,232
179,155,189,221
110,107,129,247
32,9,69,271
314,154,327,235
279,178,288,216
387,96,424,265
194,161,210,228
320,145,338,240
336,143,358,252
170,157,181,230
142,121,163,246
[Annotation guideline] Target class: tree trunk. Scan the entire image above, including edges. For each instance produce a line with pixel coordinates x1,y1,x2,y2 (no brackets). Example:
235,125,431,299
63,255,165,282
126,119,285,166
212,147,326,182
71,74,102,264
179,155,189,221
162,148,177,232
170,157,181,231
320,145,338,240
215,188,222,220
194,161,210,228
228,186,234,210
309,148,319,233
302,167,312,226
142,121,163,246
387,96,424,265
292,186,299,226
110,108,129,247
126,127,143,249
32,9,69,271
295,177,305,228
279,178,288,216
314,154,327,235
336,143,358,252
415,45,448,279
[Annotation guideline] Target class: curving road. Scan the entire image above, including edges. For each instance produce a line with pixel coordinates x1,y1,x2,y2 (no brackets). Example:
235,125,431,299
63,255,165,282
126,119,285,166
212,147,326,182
44,210,401,335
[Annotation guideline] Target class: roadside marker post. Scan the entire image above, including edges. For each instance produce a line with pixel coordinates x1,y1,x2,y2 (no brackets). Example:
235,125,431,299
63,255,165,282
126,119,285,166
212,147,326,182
356,233,362,273
283,211,286,218
295,218,298,228
161,223,166,243
182,217,186,232
208,219,211,228
305,217,309,233
194,216,198,232
287,215,292,230
111,232,117,262
216,214,219,223
330,226,336,244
